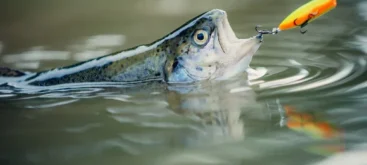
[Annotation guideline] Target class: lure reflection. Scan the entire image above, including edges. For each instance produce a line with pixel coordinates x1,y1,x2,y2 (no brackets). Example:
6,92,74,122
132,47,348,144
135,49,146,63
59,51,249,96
166,82,345,155
283,105,344,155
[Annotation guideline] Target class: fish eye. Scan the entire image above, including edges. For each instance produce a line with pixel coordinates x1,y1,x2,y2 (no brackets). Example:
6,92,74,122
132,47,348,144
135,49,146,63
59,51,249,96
193,30,209,46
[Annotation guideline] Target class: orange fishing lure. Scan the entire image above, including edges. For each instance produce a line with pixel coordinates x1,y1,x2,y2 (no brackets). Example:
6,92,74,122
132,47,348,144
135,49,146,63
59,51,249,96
278,0,337,33
255,0,337,35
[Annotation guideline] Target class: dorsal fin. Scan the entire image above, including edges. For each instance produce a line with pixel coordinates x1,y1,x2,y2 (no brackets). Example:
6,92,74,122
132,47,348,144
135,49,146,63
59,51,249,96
0,67,27,77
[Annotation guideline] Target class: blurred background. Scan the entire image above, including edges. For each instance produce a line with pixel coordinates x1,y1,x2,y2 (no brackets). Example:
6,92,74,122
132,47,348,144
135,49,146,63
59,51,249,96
1,0,367,165
0,0,357,71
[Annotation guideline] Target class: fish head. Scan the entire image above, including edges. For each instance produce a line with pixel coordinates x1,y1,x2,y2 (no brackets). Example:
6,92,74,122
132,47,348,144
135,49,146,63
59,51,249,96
163,9,263,84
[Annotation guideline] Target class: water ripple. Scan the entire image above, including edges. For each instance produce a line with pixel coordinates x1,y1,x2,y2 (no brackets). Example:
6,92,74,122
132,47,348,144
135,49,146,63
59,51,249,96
251,47,367,98
24,99,79,109
64,123,103,133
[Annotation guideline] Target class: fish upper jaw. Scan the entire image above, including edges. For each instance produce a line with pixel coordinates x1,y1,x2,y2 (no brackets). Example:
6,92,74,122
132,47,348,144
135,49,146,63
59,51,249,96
216,10,262,57
214,10,263,80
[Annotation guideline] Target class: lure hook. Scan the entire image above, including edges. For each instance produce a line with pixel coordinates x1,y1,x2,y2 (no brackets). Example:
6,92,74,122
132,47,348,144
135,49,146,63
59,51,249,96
293,16,313,34
255,25,274,35
298,21,308,34
300,28,308,34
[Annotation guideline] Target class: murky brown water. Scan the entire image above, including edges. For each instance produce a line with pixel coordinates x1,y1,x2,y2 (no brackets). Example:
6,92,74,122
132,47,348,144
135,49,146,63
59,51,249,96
1,0,367,165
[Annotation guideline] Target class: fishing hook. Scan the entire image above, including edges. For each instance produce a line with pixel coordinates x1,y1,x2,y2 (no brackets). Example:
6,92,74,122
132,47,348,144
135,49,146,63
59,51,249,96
255,25,279,41
293,14,315,34
255,25,275,35
300,27,308,34
293,18,309,34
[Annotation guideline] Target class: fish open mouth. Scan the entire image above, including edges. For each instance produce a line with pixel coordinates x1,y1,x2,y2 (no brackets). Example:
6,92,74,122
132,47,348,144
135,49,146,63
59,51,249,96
216,10,262,56
213,9,263,79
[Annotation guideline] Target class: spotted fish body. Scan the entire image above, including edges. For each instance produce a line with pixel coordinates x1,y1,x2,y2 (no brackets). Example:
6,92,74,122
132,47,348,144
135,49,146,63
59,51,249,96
0,9,263,87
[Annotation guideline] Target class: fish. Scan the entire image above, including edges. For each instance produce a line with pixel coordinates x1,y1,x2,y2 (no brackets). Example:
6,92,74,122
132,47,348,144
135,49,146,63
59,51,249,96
0,9,263,87
278,0,337,33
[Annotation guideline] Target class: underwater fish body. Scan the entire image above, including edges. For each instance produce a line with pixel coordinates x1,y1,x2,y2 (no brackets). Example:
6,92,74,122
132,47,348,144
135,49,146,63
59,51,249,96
0,9,263,87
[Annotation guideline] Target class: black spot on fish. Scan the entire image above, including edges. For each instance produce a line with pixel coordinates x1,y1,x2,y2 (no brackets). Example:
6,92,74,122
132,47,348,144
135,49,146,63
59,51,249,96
196,66,203,72
172,58,179,71
155,73,161,77
94,75,101,80
63,76,70,82
102,65,108,69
